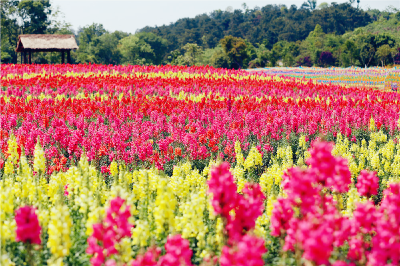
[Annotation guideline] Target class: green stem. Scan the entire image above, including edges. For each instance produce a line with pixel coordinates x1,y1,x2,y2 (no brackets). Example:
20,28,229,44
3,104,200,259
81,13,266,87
26,242,34,266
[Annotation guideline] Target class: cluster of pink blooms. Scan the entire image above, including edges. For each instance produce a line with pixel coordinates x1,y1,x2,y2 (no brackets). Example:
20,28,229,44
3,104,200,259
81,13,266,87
87,197,134,266
271,141,400,266
87,197,194,266
208,162,267,266
15,206,42,245
131,235,193,266
356,170,379,198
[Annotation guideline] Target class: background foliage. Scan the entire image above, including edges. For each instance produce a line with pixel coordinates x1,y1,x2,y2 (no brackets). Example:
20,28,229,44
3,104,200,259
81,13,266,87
1,0,400,68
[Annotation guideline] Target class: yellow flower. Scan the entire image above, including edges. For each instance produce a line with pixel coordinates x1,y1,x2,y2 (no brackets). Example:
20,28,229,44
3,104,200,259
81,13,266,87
244,146,263,170
153,178,177,236
7,135,19,164
1,254,15,266
48,204,73,259
235,141,244,166
132,220,151,247
369,116,375,131
110,160,118,177
33,139,46,174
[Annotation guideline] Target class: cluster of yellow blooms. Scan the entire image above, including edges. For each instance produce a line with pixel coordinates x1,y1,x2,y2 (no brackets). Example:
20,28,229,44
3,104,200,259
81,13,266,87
2,129,400,264
47,204,73,266
4,135,19,175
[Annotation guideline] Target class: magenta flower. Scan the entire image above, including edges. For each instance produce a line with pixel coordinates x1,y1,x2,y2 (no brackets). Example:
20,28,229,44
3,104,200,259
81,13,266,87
226,183,265,241
207,162,238,217
158,235,193,266
368,183,400,266
307,141,351,193
270,198,294,237
352,201,377,234
15,206,42,245
131,247,161,266
86,197,134,264
220,234,266,266
356,170,379,198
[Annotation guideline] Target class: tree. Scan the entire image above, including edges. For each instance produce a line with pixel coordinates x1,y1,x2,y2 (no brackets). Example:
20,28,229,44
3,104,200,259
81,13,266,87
340,40,358,66
296,56,313,67
175,43,203,66
88,31,127,65
134,32,168,65
359,43,375,67
319,51,335,66
76,23,107,63
1,0,19,63
301,0,317,11
119,35,155,65
393,48,400,65
210,48,230,68
318,2,329,9
376,44,392,66
17,0,51,34
220,35,248,69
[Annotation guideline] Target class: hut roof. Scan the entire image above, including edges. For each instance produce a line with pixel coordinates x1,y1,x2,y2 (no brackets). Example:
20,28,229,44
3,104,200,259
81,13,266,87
16,34,79,52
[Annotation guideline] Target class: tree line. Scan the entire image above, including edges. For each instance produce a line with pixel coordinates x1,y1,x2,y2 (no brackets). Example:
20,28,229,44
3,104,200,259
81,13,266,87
1,0,400,68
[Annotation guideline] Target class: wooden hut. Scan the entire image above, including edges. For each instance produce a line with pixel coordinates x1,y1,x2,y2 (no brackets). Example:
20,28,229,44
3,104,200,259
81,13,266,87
15,34,78,64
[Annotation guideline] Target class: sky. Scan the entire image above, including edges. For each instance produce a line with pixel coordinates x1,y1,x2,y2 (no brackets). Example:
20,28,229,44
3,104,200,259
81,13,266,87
52,0,400,34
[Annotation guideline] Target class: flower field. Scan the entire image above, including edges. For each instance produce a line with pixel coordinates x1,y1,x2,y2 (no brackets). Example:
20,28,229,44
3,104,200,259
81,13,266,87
247,66,400,91
1,64,400,266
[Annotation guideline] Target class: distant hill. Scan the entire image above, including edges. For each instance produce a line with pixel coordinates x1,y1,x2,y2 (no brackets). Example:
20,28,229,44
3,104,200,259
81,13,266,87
344,12,400,43
139,3,372,52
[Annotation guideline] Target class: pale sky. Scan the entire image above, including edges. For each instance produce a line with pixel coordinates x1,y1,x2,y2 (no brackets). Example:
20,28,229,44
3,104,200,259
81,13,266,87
52,0,400,34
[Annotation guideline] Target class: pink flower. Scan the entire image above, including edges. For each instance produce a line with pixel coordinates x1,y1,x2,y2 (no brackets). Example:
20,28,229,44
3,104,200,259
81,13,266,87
347,235,366,261
270,198,294,237
15,206,41,245
226,183,265,241
207,162,238,217
282,167,319,213
368,183,400,266
86,197,134,264
356,170,379,198
307,141,351,193
64,184,69,196
131,247,161,266
105,259,117,266
158,235,193,266
220,235,266,266
352,201,377,234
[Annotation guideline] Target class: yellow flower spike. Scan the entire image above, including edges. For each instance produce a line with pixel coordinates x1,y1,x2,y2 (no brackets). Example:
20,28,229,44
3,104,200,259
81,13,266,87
153,178,177,237
132,220,150,247
33,138,46,174
369,117,376,131
110,160,118,177
299,135,306,149
47,204,72,261
86,206,104,236
266,193,276,221
4,160,14,175
234,141,244,166
6,135,19,165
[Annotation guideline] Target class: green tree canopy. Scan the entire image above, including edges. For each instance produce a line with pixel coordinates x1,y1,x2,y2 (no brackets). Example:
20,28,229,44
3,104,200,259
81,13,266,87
220,35,248,69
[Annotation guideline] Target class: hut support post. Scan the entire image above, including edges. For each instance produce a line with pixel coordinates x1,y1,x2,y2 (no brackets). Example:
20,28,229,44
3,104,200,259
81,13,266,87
28,51,32,64
67,50,71,64
23,52,27,64
20,52,23,64
61,51,65,64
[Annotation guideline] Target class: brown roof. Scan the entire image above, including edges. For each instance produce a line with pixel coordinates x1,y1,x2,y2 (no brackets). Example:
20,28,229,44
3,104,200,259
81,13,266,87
16,34,79,52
